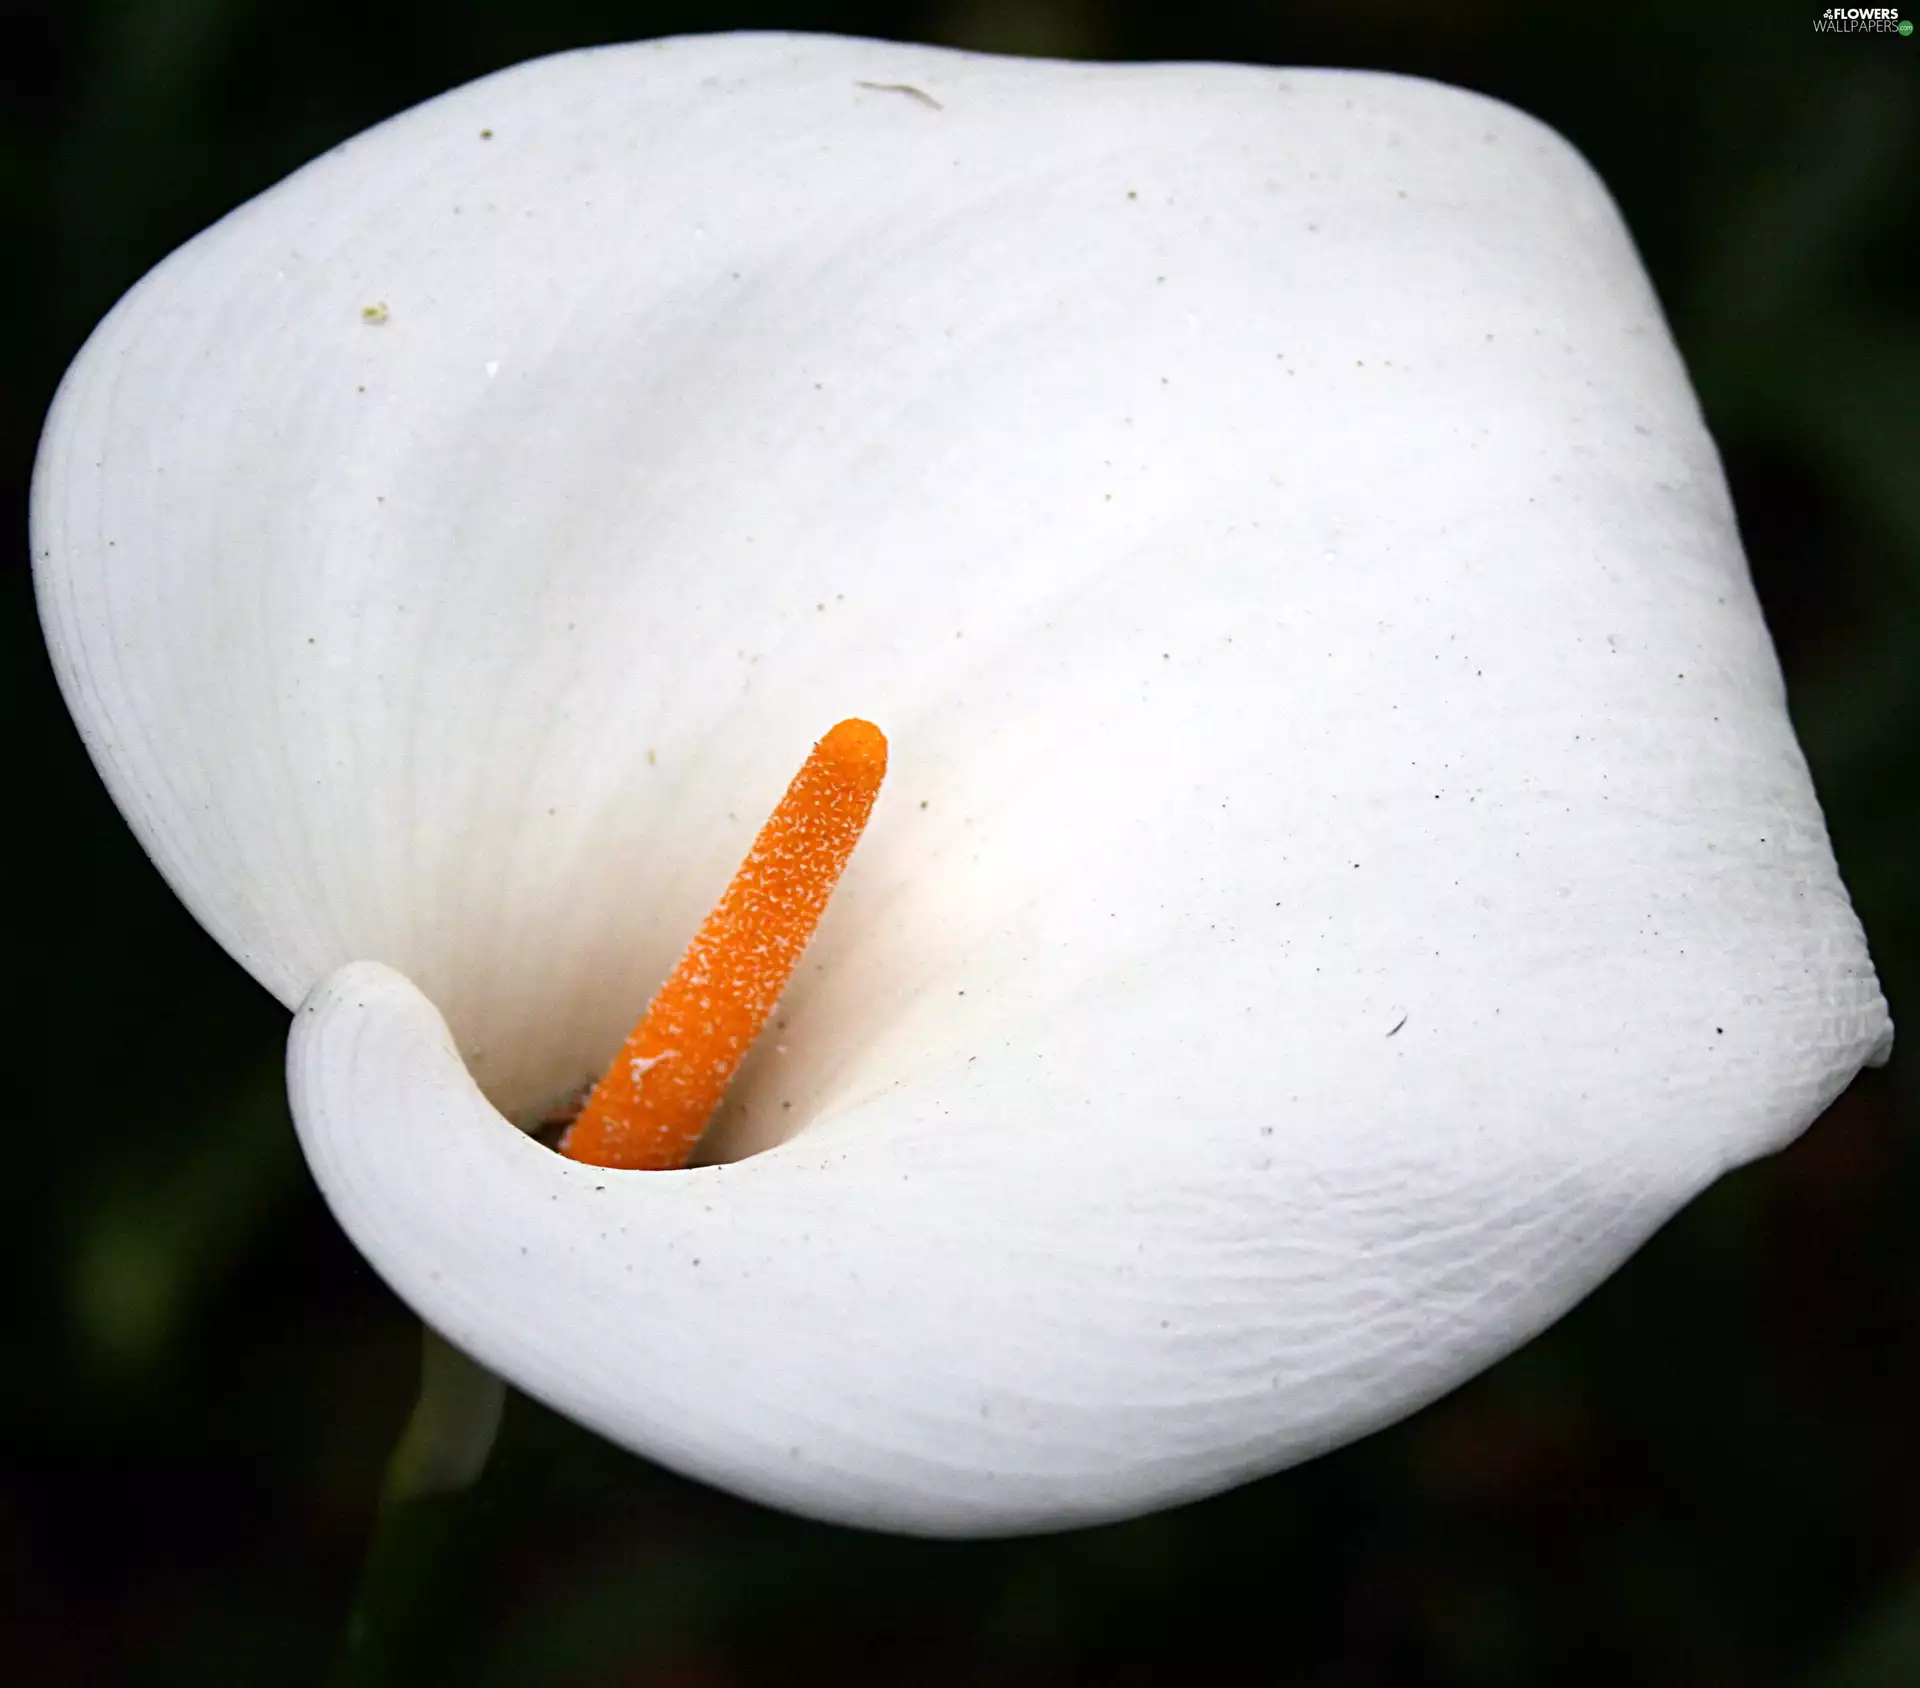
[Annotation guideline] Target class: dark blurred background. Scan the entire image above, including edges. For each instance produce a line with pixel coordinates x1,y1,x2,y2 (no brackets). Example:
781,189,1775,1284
5,1,1915,1683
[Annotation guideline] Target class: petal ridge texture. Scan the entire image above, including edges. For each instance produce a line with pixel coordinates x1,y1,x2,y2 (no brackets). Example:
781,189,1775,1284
36,33,1892,1534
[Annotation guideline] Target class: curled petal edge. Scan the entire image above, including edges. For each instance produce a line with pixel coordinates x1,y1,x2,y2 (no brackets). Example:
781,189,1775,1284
287,958,1864,1536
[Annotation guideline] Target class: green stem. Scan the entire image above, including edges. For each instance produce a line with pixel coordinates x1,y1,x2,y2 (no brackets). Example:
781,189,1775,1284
331,1325,507,1688
383,1325,506,1506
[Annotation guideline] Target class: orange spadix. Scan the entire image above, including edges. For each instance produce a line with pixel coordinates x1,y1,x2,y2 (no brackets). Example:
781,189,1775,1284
559,718,888,1171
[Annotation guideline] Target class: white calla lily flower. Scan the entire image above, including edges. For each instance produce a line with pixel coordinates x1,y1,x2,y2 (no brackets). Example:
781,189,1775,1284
34,33,1890,1536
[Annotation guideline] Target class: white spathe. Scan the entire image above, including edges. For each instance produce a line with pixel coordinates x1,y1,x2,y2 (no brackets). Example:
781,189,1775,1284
33,33,1891,1535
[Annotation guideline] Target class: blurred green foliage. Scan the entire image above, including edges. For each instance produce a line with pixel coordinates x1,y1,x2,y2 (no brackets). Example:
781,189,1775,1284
5,1,1914,1684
